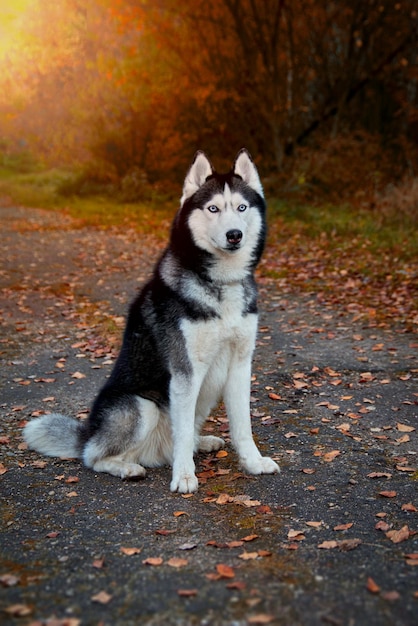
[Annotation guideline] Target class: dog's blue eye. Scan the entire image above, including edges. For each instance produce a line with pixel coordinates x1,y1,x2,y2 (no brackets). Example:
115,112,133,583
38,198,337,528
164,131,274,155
237,204,247,212
207,205,219,213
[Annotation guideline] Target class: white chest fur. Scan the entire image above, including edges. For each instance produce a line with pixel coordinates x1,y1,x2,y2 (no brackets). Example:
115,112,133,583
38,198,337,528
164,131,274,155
179,283,258,367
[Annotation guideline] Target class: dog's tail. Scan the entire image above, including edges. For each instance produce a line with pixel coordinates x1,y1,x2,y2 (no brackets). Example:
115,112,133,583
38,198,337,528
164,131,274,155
24,414,83,459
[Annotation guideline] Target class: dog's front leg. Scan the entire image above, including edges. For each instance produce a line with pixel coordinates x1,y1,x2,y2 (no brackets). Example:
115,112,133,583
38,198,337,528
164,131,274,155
169,375,200,493
224,353,280,476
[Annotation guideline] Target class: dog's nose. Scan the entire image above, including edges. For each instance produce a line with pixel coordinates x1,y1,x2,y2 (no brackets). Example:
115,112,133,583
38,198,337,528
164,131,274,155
226,229,243,244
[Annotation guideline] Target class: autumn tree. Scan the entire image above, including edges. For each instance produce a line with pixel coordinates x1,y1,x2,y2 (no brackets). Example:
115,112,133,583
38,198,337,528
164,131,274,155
0,0,417,183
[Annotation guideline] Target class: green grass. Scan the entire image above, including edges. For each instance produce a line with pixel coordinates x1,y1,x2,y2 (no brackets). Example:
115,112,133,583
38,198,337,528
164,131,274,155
0,165,175,234
267,198,418,261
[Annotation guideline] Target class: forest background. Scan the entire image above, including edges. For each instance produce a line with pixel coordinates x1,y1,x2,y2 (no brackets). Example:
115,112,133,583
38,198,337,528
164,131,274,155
0,0,417,203
0,0,417,329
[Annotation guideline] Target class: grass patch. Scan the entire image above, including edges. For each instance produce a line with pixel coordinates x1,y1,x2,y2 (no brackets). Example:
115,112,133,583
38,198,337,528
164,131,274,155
267,198,418,261
0,165,176,235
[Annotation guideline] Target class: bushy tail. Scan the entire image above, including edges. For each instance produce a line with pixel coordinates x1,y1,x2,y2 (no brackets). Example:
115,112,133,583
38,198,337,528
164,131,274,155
24,414,83,459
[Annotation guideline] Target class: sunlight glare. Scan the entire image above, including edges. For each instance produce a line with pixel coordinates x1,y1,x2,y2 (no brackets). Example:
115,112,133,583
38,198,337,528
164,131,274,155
0,0,32,61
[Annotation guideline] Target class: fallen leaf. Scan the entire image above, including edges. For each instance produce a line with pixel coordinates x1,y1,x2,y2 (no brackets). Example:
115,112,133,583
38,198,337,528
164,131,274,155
65,476,79,483
142,557,163,566
396,423,415,432
405,553,418,566
32,460,47,468
287,529,305,541
366,577,381,594
238,551,259,560
306,521,322,528
0,574,20,587
177,589,198,597
381,590,400,601
395,434,410,444
91,591,112,604
247,614,275,624
242,534,259,542
334,523,353,531
216,564,235,579
367,472,392,479
173,511,188,517
318,540,338,549
257,505,272,514
120,547,142,556
379,491,397,498
4,604,32,617
216,493,233,505
92,558,105,569
71,371,86,379
323,450,340,463
386,526,410,544
216,450,228,458
401,502,417,512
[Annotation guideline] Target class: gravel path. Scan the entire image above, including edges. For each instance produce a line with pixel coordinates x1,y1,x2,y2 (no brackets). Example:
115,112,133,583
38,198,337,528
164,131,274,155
1,205,417,626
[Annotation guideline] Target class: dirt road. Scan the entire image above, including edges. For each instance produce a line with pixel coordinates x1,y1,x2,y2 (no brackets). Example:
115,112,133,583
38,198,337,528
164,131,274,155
1,206,417,625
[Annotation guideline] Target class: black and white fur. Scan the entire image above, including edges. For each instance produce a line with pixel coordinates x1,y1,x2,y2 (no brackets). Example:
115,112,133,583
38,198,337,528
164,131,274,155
24,149,280,493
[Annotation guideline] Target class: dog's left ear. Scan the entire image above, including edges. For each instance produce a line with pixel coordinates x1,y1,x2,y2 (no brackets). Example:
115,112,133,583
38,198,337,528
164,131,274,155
181,151,213,205
233,149,264,198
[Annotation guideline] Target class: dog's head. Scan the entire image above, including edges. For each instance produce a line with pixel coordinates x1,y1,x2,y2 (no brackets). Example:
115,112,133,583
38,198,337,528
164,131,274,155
176,150,266,272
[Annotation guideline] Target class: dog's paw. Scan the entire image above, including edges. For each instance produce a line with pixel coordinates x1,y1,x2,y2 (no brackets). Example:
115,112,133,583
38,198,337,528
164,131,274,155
120,463,147,479
198,435,225,452
242,456,280,475
170,472,199,494
92,458,147,479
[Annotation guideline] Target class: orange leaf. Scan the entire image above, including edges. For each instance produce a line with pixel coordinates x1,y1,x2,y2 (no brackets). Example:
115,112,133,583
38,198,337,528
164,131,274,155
142,557,163,566
178,589,198,597
238,551,258,560
385,526,410,544
401,502,417,512
366,577,381,594
334,523,353,531
216,564,235,579
318,540,338,549
242,534,259,542
379,491,397,498
323,450,340,463
120,547,142,556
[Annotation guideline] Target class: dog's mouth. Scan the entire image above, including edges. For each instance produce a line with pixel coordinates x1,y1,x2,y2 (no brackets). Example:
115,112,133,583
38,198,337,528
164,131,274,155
225,243,241,252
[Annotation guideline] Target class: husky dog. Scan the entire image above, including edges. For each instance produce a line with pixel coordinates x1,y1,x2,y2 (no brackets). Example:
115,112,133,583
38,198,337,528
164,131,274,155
24,149,280,493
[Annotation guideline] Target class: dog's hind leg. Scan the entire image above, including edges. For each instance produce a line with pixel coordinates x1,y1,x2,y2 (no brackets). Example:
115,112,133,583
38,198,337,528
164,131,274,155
82,393,149,479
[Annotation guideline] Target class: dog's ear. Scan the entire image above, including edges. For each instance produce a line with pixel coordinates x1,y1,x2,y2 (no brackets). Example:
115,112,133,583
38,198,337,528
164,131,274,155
181,151,213,205
233,149,264,198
